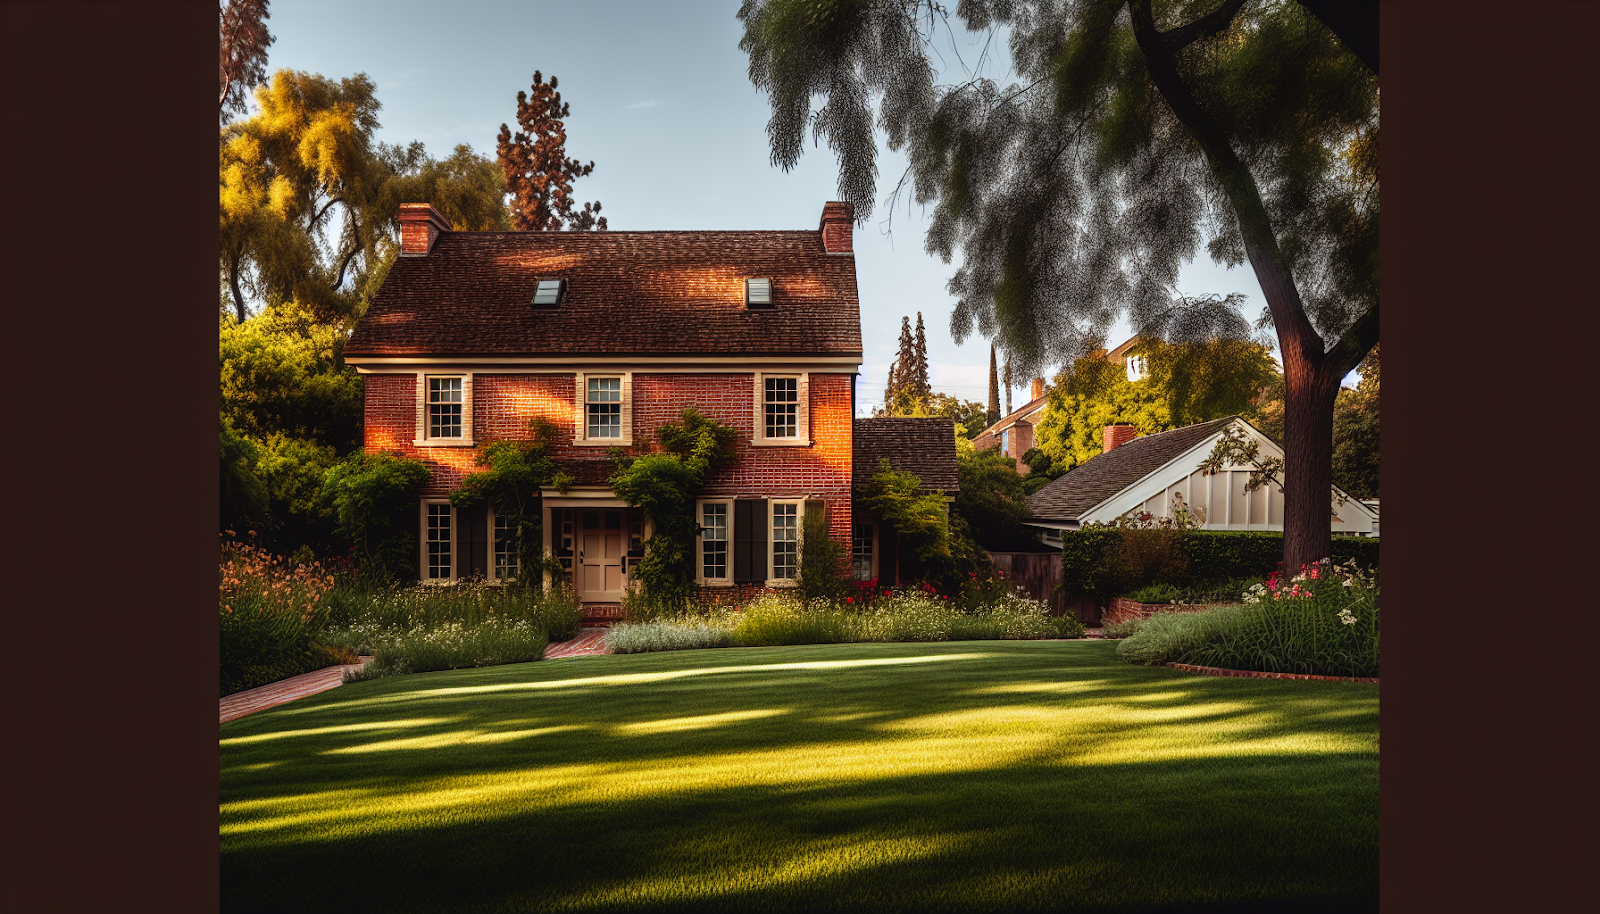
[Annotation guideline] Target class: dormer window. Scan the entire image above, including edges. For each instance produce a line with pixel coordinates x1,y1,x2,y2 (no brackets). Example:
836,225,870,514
745,277,772,307
1127,354,1150,382
532,278,565,307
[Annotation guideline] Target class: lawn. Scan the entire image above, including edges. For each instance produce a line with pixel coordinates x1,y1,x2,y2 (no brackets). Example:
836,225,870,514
220,640,1378,913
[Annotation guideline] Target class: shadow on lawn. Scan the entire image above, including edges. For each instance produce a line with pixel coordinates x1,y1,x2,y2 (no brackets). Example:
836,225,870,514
221,642,1378,914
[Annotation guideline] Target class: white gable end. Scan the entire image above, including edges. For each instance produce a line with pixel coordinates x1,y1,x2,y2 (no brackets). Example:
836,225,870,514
1078,418,1377,535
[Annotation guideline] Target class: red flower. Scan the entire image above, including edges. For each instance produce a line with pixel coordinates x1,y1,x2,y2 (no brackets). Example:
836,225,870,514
846,597,854,604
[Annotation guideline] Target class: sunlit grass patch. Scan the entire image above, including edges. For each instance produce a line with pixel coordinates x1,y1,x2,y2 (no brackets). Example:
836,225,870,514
221,640,1378,913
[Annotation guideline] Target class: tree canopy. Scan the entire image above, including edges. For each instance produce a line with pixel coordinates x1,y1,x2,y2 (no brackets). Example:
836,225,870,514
220,69,510,324
219,0,274,124
497,71,608,232
739,0,1378,569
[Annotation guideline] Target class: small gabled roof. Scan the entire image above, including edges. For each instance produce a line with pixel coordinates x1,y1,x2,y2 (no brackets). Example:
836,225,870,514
1027,416,1238,520
347,228,862,358
975,393,1049,439
853,417,959,494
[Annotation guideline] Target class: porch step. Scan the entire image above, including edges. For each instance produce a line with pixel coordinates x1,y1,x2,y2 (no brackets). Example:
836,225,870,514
580,603,626,626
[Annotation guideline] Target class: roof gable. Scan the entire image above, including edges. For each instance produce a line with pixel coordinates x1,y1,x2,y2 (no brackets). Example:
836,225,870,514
1027,416,1237,520
347,228,862,358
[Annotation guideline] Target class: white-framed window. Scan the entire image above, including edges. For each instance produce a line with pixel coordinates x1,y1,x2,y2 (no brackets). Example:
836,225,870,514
696,498,734,585
491,508,519,582
745,277,772,306
752,372,809,446
421,499,455,583
414,373,474,446
768,499,803,584
852,521,875,581
573,372,632,446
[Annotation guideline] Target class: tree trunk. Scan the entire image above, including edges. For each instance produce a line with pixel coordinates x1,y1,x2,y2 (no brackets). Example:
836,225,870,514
1280,355,1342,573
228,248,247,324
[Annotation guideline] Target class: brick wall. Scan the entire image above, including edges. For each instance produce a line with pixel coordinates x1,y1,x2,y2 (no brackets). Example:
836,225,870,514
364,370,855,573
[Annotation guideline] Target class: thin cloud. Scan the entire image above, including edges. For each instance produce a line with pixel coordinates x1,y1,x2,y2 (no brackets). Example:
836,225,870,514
625,99,664,110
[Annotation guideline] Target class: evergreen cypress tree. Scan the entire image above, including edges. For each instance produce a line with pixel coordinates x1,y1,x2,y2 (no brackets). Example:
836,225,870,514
912,312,930,407
987,345,1000,427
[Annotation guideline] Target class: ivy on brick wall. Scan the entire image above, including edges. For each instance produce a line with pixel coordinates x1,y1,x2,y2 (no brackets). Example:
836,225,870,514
609,409,738,600
1060,529,1380,600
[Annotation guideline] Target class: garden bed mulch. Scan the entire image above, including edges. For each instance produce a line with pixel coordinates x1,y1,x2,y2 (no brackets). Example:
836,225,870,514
1165,662,1378,684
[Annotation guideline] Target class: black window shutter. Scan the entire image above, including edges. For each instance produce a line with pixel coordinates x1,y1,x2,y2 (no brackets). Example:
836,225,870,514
733,499,752,583
750,499,767,582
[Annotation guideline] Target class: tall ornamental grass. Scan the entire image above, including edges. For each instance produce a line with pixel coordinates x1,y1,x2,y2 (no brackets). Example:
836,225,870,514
219,534,348,696
606,585,1084,654
343,620,550,682
1118,559,1380,678
604,617,735,654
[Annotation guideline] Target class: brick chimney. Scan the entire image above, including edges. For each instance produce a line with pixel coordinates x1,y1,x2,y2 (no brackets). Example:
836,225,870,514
819,201,854,254
1103,424,1137,453
398,203,451,255
1031,377,1046,401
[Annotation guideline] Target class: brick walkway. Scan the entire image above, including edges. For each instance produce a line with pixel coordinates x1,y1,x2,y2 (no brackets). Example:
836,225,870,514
220,630,616,725
220,658,373,724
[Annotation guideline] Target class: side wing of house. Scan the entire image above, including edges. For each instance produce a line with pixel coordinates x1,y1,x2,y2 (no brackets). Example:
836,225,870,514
1078,419,1378,534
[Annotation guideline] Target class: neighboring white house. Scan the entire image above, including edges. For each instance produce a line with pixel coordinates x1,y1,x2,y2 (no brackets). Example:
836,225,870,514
1025,415,1378,544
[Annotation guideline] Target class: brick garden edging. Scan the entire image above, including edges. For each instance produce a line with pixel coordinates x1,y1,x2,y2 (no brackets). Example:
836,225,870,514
1105,597,1235,625
1165,662,1378,684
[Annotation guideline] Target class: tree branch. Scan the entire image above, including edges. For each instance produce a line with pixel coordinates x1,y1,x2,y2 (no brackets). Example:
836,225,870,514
1128,0,1323,366
1149,0,1251,57
309,195,343,233
1321,300,1379,381
329,244,361,291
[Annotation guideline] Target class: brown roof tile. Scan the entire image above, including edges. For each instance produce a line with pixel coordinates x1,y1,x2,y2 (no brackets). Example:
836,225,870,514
853,418,959,493
1027,416,1238,520
347,229,862,357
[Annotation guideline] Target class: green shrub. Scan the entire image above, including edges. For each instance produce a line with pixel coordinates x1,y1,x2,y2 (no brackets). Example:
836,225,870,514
734,596,855,646
1060,529,1379,600
605,618,735,654
219,536,338,696
325,581,581,641
321,451,431,583
1118,559,1380,677
1123,577,1261,605
1098,617,1146,639
343,620,549,682
797,509,850,603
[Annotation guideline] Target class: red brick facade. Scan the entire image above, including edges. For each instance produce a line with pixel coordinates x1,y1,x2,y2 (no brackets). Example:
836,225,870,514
362,370,856,580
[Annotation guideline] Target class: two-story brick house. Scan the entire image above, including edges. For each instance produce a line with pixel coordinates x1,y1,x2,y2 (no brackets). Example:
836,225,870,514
347,201,946,608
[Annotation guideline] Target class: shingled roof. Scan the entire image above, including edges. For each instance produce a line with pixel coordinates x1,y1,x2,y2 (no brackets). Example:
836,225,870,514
853,418,959,494
1027,416,1238,520
346,227,861,358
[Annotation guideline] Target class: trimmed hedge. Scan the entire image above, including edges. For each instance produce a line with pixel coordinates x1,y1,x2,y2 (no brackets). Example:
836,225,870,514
1059,529,1378,599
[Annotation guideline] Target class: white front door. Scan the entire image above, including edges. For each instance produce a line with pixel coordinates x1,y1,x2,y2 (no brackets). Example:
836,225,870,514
578,508,626,602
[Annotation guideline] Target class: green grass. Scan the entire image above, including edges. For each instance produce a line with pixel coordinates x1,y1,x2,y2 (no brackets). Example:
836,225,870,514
221,641,1378,913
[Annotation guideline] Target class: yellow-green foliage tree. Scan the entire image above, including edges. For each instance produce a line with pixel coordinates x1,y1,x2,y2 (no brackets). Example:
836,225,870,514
220,69,510,326
1033,337,1279,473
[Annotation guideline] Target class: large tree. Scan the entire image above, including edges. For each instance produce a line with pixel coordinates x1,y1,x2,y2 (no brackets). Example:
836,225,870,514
739,0,1378,571
219,0,274,124
497,72,608,232
220,70,511,325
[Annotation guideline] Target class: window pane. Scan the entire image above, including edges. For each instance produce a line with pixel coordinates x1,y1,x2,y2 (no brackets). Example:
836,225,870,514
587,377,621,403
764,378,798,438
533,279,562,305
494,514,519,579
427,504,451,579
429,377,462,404
772,504,798,579
430,403,462,438
588,402,621,438
853,523,873,580
702,504,728,580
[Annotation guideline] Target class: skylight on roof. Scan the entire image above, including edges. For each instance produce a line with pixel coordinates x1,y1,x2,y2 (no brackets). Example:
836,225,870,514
532,279,564,306
745,277,772,306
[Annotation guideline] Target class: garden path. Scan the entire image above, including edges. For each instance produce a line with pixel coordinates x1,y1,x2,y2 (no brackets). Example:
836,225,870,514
220,629,616,724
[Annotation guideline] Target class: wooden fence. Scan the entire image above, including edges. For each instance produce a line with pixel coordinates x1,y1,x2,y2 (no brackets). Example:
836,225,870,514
987,551,1101,625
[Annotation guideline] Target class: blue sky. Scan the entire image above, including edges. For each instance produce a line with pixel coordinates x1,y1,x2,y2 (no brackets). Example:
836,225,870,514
264,0,1277,414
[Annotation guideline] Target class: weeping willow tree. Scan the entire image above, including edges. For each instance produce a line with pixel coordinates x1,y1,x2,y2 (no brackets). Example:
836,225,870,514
739,0,1377,571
